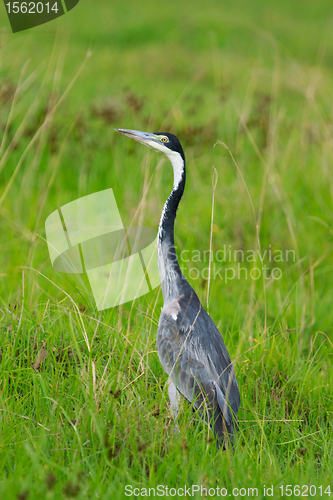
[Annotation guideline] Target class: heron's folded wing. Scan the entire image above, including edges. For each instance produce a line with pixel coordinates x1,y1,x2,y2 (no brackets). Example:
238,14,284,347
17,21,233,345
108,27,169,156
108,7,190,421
157,316,234,424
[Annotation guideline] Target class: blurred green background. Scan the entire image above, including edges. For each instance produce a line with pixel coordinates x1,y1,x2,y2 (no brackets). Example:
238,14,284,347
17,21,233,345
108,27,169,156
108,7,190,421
0,1,333,498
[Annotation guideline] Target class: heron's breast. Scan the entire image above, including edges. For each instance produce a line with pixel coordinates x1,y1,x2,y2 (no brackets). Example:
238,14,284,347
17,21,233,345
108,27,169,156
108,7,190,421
161,295,185,321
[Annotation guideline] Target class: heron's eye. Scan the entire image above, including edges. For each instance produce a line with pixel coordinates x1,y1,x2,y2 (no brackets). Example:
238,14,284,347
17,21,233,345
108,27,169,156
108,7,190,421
161,136,168,143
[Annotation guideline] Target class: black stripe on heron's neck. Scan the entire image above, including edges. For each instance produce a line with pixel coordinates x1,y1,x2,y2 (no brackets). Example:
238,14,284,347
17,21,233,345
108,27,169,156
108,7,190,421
158,166,186,261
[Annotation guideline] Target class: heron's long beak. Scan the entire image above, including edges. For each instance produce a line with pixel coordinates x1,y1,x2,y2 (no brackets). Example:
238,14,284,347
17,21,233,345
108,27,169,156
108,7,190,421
115,129,158,146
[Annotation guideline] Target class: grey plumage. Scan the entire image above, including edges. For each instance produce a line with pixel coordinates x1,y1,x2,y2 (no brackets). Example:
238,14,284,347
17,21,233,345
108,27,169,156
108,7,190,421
157,287,239,448
116,128,240,449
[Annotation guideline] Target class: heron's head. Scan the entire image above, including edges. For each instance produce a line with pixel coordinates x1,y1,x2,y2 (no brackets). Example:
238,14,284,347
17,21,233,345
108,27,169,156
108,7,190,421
115,129,185,163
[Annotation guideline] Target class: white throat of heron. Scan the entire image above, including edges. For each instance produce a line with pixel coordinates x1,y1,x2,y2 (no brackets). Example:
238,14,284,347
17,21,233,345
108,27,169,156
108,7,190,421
144,140,184,190
167,150,185,190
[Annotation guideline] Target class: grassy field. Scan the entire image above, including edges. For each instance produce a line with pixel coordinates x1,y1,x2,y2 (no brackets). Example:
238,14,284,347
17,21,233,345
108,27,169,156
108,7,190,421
0,0,333,498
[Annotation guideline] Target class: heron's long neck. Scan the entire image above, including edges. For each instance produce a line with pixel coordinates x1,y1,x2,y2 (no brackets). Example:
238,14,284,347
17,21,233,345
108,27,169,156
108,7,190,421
157,152,187,302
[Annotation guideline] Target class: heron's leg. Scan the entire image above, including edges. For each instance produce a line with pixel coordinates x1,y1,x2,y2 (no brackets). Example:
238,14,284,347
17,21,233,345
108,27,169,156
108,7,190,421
167,378,180,417
167,378,180,434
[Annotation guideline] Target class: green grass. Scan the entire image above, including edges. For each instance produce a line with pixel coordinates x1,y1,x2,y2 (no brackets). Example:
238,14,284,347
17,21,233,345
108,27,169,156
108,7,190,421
0,0,333,498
